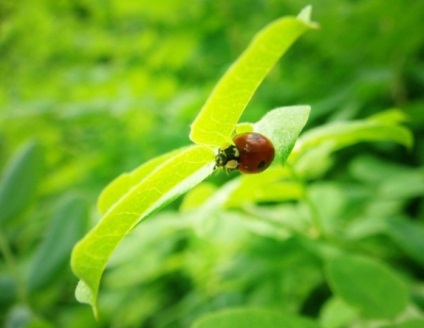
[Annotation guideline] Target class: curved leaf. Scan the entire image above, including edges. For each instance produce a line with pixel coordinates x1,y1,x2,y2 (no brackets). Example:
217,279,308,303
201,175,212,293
290,114,413,164
97,148,184,215
71,145,214,316
189,6,317,147
326,255,408,319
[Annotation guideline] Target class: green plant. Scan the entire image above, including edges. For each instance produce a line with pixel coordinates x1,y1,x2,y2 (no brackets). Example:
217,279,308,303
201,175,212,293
69,4,424,327
1,1,423,327
0,142,88,326
71,6,317,317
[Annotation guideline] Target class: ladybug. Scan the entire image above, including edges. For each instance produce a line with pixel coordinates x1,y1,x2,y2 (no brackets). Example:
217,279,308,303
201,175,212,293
215,132,275,174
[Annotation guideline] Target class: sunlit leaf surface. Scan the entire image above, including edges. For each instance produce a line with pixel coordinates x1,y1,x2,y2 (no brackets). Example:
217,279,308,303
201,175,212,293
71,145,214,316
189,7,317,147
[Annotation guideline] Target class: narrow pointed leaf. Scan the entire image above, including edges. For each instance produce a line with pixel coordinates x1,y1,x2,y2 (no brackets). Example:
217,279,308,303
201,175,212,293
290,115,413,164
0,141,43,225
71,145,214,315
27,195,88,292
189,7,317,147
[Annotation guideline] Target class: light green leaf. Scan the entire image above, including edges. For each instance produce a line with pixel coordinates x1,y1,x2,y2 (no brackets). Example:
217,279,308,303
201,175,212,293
27,195,88,292
224,167,302,208
291,115,413,164
227,181,302,207
294,142,335,179
75,280,93,310
71,145,214,316
191,308,320,328
367,108,410,124
192,105,311,208
319,297,358,328
189,7,317,147
179,182,217,212
326,255,408,319
349,155,412,184
380,319,424,328
0,141,43,225
255,105,311,164
97,148,183,215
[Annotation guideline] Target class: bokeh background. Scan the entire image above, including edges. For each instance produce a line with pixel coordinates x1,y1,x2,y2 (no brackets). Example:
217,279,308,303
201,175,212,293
1,0,423,327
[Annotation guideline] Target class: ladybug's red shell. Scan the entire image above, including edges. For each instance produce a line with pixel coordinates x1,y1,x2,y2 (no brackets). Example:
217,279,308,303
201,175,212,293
233,132,275,174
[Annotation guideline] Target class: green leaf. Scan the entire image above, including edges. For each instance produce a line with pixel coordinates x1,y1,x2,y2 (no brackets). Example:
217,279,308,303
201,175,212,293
71,145,214,316
379,168,424,199
4,305,32,328
326,255,408,319
367,109,410,124
291,114,413,164
189,7,317,147
0,275,16,304
26,195,88,292
74,280,93,310
255,105,311,164
319,297,358,328
0,141,43,225
224,167,302,208
379,319,424,328
188,105,310,209
191,308,320,328
349,155,412,185
97,148,183,215
179,182,217,212
384,218,424,267
227,180,302,207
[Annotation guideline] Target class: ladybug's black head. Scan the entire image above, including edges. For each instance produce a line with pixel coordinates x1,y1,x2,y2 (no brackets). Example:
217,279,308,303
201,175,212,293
215,153,227,167
214,145,240,172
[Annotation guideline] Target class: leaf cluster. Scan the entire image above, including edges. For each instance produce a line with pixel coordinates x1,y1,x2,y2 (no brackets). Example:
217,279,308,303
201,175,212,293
0,1,423,328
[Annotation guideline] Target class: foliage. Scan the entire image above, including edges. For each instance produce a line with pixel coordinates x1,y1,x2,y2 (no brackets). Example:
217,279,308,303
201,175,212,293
1,1,423,328
70,8,316,317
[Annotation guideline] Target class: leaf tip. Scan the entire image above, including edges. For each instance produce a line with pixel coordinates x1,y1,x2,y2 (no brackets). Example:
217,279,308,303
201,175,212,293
297,5,320,29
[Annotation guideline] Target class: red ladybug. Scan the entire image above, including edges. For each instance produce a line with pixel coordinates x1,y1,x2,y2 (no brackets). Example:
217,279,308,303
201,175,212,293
215,132,275,174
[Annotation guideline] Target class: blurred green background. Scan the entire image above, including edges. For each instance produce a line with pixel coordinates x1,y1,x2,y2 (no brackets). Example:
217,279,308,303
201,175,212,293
1,0,423,327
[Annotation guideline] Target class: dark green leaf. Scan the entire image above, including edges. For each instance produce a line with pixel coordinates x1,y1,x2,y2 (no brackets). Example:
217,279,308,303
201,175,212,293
326,255,408,319
384,218,424,267
27,195,88,292
0,141,43,225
